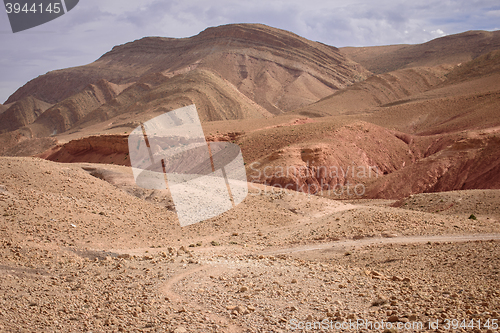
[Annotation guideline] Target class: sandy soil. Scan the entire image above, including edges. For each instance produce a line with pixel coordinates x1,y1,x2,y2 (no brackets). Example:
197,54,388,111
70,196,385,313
1,24,500,333
1,157,499,332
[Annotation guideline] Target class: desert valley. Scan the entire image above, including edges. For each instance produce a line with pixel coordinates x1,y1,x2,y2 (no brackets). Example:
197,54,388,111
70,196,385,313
1,24,500,332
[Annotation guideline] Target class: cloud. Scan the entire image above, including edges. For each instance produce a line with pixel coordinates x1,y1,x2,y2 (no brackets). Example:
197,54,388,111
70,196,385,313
0,0,499,103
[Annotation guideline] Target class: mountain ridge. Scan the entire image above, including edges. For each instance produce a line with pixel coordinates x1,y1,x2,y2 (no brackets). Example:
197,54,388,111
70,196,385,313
6,23,368,114
341,30,500,74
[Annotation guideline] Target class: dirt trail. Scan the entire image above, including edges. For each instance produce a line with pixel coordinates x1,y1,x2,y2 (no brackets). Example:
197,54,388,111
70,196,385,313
262,233,500,255
160,264,245,333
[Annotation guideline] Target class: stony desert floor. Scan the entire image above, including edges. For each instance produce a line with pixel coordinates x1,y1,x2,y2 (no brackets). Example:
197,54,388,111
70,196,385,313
1,157,499,332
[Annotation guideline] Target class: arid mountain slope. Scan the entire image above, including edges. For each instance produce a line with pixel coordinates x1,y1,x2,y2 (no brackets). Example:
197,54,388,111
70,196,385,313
342,30,500,74
0,103,8,114
444,49,500,83
2,27,500,200
0,97,52,133
73,69,272,131
24,79,125,137
298,49,500,135
292,65,450,117
364,131,500,199
258,51,500,198
6,24,368,115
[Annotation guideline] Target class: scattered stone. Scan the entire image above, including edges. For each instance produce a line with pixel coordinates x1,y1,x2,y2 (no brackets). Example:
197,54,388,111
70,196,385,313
372,297,389,306
117,254,131,259
387,315,399,322
236,305,247,314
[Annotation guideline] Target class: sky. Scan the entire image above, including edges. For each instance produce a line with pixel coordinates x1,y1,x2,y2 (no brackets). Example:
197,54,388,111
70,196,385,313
1,0,499,104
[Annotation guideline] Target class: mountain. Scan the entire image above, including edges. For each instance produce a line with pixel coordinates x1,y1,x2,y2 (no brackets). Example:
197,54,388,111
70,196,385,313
1,23,369,145
341,30,500,74
292,65,450,117
0,96,52,133
20,79,124,138
6,24,369,115
2,25,500,200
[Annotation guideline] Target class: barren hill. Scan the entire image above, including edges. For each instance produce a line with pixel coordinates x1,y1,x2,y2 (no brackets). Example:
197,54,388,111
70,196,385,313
73,69,272,130
444,49,500,83
0,96,52,133
2,26,500,201
342,30,500,74
6,24,368,115
292,65,450,117
2,25,500,332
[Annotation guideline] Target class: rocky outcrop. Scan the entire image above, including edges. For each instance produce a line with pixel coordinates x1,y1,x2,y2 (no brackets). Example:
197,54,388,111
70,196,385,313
364,134,500,199
246,121,500,199
40,134,130,165
0,97,52,133
30,79,122,137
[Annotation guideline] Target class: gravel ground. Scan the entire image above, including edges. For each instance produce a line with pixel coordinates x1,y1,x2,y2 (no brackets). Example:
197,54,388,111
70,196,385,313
1,157,499,332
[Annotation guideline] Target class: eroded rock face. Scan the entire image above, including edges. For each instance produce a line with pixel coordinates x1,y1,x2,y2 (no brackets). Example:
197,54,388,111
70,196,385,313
6,24,369,113
0,96,52,133
40,134,130,165
246,122,500,199
341,30,500,74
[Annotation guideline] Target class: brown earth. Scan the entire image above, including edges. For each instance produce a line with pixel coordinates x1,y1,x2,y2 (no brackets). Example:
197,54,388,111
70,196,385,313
341,30,500,74
1,24,500,332
6,24,368,111
0,96,52,134
0,157,499,332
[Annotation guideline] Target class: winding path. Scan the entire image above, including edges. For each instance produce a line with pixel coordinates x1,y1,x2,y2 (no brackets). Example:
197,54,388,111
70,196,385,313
261,233,500,255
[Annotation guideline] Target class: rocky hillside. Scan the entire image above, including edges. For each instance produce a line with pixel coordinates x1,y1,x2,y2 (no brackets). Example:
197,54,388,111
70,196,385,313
2,25,500,200
0,97,52,133
342,30,500,74
292,65,450,117
0,103,8,114
6,24,369,114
